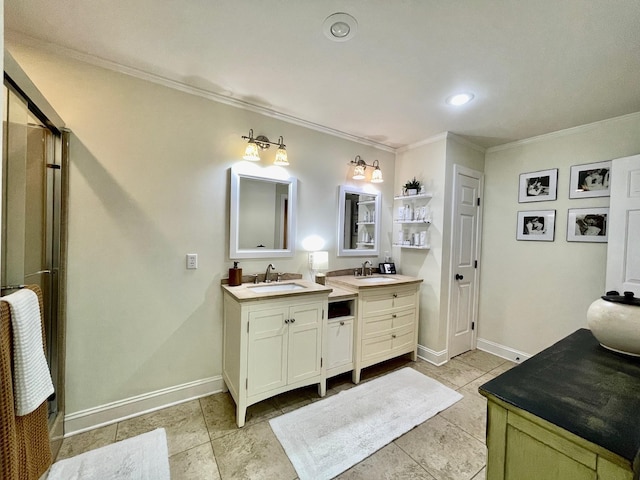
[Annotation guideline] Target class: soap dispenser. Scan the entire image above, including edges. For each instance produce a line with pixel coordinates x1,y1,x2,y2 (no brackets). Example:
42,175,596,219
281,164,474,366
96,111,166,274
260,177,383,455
228,262,242,286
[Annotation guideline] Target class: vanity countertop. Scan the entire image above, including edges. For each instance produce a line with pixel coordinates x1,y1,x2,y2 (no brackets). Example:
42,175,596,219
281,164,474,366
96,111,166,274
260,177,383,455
327,285,359,301
221,279,332,302
327,274,423,291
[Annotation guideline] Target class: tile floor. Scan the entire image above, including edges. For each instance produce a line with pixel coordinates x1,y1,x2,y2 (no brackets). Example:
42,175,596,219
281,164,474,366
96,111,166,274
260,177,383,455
55,350,515,480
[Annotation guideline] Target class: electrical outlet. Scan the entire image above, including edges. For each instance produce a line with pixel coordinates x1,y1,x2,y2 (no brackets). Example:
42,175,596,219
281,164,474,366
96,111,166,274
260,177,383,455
186,253,198,269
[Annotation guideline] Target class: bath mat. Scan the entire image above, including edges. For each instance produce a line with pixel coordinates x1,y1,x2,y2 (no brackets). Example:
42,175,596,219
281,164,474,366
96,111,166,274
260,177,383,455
47,428,170,480
269,367,462,480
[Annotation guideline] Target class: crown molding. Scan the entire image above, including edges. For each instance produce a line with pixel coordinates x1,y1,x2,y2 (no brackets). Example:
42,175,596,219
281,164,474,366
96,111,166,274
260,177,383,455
5,30,396,153
397,132,449,153
486,111,640,154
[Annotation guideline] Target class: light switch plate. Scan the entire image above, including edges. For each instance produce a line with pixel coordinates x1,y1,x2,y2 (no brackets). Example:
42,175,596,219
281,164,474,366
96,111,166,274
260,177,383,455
186,253,198,269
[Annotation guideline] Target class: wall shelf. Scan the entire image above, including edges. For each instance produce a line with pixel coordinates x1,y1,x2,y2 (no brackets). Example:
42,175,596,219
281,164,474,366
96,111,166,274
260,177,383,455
393,243,431,250
393,193,433,201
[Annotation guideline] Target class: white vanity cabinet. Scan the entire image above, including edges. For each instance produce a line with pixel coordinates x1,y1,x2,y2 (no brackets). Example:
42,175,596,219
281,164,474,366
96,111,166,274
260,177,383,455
222,289,328,427
354,283,420,383
326,297,357,378
393,193,433,249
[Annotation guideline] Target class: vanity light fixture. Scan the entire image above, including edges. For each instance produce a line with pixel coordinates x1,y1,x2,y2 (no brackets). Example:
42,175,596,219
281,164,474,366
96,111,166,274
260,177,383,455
349,155,383,183
241,129,289,165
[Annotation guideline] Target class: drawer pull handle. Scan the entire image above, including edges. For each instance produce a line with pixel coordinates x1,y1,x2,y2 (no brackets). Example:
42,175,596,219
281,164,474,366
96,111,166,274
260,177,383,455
290,318,296,324
339,321,345,326
392,334,397,338
285,319,290,324
393,293,398,298
392,314,397,318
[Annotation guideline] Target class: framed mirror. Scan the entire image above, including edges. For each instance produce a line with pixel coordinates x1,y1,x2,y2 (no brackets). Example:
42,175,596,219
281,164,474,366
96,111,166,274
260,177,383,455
230,165,297,259
337,185,381,256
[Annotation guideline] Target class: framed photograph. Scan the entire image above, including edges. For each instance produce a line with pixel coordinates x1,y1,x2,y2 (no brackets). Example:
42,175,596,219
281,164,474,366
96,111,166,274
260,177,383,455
516,210,556,241
378,262,396,274
569,160,611,198
567,207,609,243
519,168,558,203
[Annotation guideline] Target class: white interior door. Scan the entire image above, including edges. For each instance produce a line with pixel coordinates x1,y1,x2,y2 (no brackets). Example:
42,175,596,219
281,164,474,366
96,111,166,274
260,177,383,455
449,165,483,358
606,154,640,296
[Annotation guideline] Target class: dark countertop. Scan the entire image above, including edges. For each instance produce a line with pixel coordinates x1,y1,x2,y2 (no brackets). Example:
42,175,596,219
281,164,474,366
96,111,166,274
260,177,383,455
479,328,640,470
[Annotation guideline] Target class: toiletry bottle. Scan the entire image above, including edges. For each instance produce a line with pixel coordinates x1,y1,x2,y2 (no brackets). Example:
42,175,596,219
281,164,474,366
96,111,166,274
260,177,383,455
229,262,242,286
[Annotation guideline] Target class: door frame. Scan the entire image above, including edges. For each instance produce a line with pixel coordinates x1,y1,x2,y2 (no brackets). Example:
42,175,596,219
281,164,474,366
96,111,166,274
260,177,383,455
447,164,484,359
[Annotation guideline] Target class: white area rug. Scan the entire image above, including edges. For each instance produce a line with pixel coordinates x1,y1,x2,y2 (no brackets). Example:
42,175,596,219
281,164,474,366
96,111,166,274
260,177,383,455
269,367,463,480
47,428,170,480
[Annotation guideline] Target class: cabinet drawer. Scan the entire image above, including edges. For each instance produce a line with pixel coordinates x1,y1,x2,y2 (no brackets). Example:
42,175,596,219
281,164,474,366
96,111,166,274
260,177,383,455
363,309,415,338
361,289,417,316
361,325,414,361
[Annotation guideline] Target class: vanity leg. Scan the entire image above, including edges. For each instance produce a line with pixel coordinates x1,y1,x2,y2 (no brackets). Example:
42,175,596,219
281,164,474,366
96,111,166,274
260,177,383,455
318,380,326,397
411,349,418,362
221,379,229,393
352,368,361,384
236,405,247,428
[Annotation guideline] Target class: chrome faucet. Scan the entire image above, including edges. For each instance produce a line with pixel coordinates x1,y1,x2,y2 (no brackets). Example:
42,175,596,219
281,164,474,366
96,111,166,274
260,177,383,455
362,260,372,276
264,263,276,283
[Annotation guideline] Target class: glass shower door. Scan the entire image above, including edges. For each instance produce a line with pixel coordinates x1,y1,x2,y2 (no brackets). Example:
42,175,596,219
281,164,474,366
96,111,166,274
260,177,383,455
2,83,61,419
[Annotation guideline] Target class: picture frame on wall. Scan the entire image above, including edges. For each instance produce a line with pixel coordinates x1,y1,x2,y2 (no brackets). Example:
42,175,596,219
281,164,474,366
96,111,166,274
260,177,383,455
569,160,611,198
567,207,609,243
518,168,558,203
516,210,556,241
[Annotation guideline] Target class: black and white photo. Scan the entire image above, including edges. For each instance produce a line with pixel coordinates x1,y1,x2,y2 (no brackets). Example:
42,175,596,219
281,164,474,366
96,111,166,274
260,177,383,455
519,169,558,203
569,161,611,198
567,208,609,242
516,210,556,241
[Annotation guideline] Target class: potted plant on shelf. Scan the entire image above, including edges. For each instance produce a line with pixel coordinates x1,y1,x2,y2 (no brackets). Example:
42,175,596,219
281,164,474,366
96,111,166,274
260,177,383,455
404,177,421,195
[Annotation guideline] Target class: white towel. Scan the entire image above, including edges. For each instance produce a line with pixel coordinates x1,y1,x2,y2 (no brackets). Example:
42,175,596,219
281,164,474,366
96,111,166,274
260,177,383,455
3,289,54,416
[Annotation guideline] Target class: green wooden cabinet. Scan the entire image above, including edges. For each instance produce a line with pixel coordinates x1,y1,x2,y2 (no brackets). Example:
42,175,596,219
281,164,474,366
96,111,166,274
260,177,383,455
485,397,633,480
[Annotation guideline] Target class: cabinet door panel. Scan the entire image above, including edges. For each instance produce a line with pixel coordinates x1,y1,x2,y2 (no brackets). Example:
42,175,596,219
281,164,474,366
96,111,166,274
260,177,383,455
327,319,354,369
288,303,322,384
248,308,288,395
505,426,596,480
392,309,415,329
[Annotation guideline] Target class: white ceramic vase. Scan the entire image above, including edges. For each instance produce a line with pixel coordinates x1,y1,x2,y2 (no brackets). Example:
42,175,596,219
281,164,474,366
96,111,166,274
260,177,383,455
587,291,640,356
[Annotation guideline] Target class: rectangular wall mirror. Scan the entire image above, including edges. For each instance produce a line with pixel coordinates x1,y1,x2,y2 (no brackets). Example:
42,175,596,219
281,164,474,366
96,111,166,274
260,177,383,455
337,185,381,257
230,165,297,259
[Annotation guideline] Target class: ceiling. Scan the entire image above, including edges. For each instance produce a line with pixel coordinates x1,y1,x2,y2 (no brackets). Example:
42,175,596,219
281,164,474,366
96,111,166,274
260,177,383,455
5,1,640,149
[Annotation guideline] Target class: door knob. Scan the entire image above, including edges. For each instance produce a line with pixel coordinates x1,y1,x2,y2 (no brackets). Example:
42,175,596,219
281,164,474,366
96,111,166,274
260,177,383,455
455,274,464,280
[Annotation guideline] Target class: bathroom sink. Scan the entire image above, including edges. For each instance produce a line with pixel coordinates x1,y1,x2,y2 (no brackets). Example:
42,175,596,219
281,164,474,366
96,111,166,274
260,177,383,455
247,283,306,293
357,276,398,284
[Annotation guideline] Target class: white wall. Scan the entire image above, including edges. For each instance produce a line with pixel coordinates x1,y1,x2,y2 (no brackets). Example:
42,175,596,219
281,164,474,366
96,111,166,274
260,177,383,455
7,43,395,417
479,113,640,357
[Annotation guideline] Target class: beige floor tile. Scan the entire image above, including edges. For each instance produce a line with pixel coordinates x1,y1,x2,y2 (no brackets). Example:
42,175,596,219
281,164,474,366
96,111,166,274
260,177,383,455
337,442,436,479
439,393,487,443
395,415,486,480
460,372,498,400
170,442,221,480
116,399,209,456
55,423,117,460
455,350,508,373
428,359,486,388
200,392,240,441
211,420,296,480
488,360,517,376
411,363,460,391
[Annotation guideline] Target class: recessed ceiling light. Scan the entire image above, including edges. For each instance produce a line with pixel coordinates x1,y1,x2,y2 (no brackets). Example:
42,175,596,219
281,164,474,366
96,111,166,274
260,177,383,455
323,13,358,42
446,92,475,106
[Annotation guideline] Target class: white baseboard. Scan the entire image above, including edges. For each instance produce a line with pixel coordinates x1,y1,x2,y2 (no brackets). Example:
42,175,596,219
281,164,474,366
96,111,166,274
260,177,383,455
476,338,531,364
64,375,224,436
417,344,448,366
